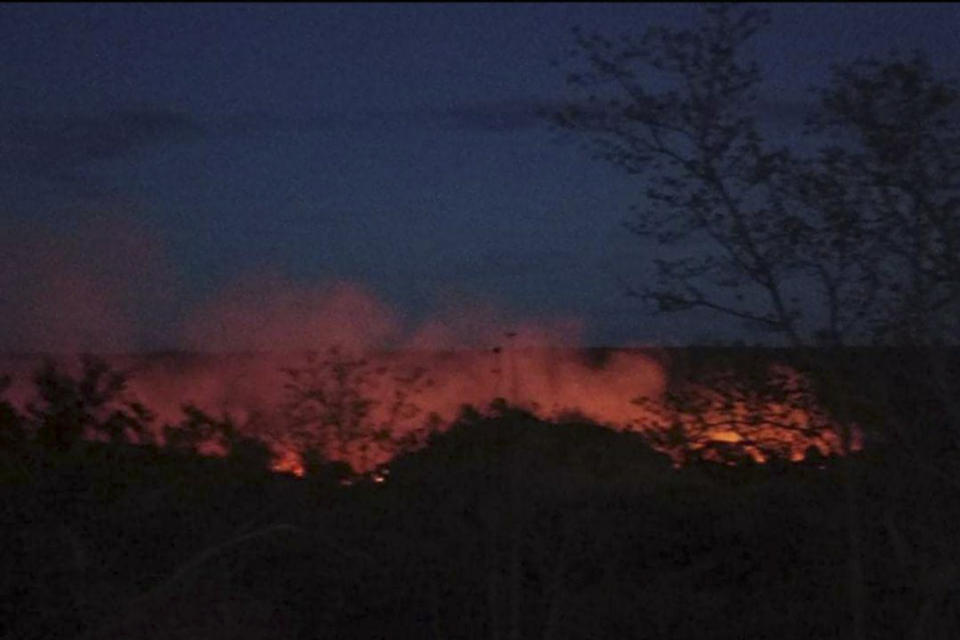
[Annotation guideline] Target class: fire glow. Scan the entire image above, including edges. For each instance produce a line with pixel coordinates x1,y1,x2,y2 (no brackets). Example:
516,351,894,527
1,279,860,474
24,344,854,477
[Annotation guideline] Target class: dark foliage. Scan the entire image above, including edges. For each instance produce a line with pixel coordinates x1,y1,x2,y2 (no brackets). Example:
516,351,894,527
547,10,960,639
2,355,960,640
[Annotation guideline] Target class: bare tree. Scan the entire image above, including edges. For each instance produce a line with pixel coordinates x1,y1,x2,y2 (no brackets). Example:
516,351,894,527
281,347,430,472
549,5,960,639
796,53,960,346
549,5,960,348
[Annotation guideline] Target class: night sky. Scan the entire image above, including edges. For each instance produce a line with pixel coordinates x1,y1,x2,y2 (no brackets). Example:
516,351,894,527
2,3,959,351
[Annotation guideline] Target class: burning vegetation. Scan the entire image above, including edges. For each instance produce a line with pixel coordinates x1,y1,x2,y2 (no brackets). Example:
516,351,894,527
4,347,956,640
0,344,861,478
4,4,959,637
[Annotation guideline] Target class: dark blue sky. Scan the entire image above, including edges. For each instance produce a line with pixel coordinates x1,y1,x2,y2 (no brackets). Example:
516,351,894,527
2,3,959,350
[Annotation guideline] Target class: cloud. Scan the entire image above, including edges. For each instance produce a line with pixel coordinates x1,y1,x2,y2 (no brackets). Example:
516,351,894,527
450,247,585,279
432,96,817,133
0,213,175,353
205,102,553,134
180,273,401,353
435,100,550,132
0,108,204,192
204,110,355,137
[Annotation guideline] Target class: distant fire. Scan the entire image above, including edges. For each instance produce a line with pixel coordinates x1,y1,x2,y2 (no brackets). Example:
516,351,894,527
0,273,860,472
130,346,673,475
270,448,307,476
1,345,858,475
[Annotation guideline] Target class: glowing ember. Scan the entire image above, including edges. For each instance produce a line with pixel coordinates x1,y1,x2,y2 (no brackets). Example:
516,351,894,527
270,447,306,477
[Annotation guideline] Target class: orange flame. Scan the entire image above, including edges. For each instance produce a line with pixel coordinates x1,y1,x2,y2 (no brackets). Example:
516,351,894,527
103,347,856,473
1,276,860,472
1,346,858,474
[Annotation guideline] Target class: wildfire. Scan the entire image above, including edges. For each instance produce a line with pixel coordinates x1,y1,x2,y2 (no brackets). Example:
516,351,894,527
270,447,306,477
3,347,860,474
0,250,863,473
89,347,858,474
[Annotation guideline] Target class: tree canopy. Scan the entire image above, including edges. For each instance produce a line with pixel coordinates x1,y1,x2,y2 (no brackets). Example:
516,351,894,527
549,4,960,347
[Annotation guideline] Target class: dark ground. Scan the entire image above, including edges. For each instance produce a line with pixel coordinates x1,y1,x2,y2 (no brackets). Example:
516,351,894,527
2,350,959,639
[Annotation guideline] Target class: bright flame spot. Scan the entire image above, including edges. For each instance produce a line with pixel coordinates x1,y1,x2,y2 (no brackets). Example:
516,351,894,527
710,430,743,443
4,347,858,473
270,449,305,477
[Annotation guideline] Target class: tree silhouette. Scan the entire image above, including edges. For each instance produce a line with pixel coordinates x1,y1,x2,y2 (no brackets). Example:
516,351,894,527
549,6,960,639
281,346,431,471
796,54,960,345
549,5,960,348
635,355,842,466
0,374,28,485
28,356,152,453
0,375,25,448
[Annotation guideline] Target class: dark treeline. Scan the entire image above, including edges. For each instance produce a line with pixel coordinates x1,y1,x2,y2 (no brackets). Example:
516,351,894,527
2,350,960,640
